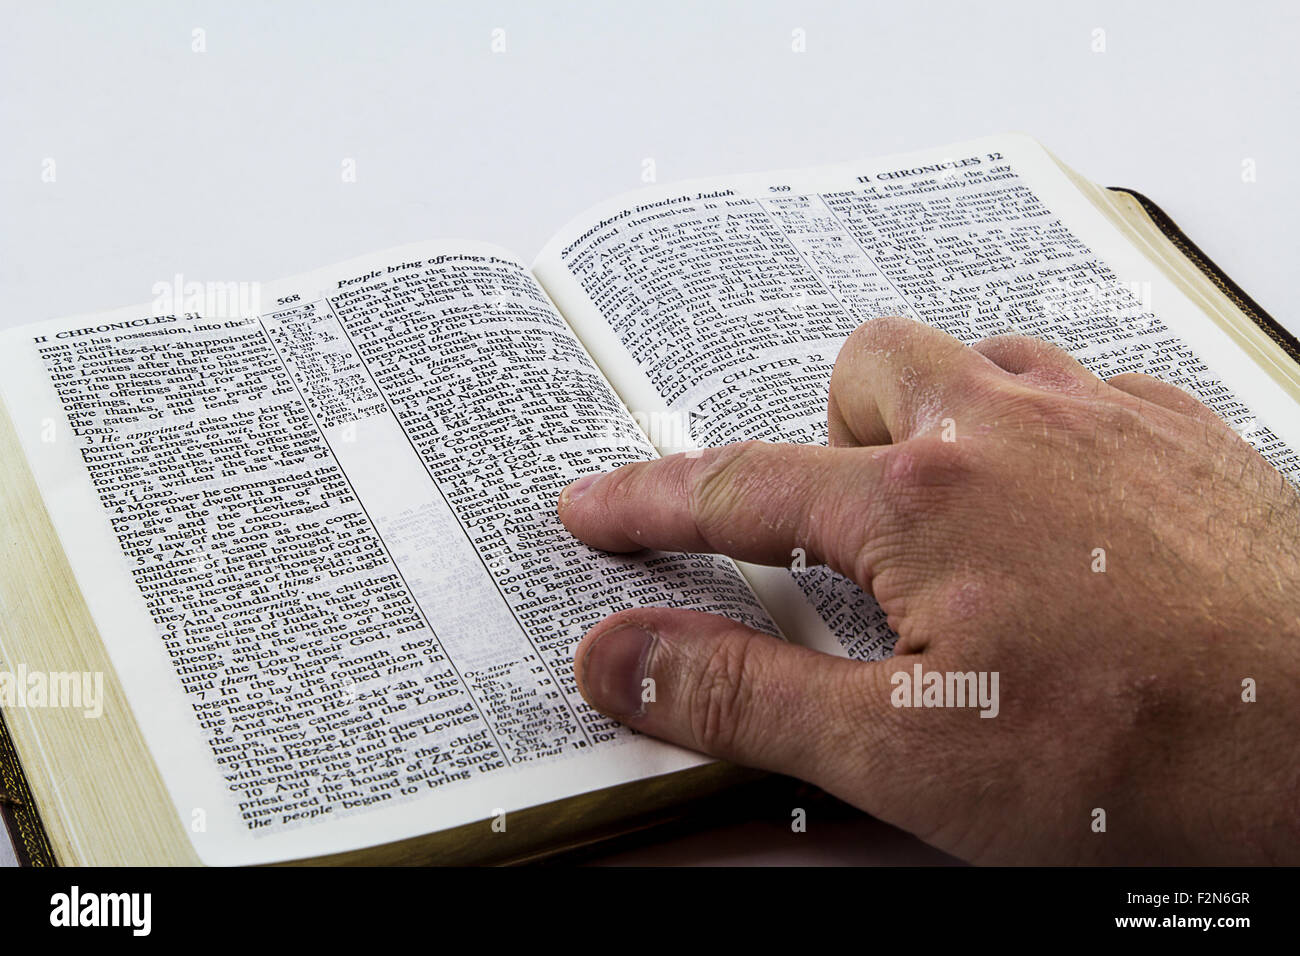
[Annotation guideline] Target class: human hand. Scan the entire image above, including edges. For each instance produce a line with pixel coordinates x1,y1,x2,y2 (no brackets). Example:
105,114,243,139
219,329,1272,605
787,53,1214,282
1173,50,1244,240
556,317,1300,864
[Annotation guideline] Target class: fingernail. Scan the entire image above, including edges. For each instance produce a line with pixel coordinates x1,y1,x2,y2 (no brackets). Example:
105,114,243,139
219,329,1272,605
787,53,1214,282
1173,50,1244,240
559,472,602,508
580,624,657,718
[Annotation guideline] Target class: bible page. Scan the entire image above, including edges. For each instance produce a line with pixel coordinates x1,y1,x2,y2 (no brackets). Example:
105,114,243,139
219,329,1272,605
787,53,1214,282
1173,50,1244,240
532,134,1300,662
0,241,775,866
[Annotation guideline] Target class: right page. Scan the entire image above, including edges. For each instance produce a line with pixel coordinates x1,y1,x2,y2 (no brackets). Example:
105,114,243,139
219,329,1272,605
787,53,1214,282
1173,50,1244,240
533,133,1300,662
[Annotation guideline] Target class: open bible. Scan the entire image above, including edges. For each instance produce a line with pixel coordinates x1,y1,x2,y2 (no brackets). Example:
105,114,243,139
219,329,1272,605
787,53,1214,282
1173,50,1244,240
3,134,1299,866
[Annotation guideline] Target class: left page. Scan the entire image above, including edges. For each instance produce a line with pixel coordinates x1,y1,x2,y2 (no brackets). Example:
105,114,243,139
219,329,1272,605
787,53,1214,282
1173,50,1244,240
0,241,774,866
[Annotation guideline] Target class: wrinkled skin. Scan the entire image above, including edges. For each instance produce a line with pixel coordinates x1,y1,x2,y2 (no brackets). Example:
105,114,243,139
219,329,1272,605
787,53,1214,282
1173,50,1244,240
557,317,1300,864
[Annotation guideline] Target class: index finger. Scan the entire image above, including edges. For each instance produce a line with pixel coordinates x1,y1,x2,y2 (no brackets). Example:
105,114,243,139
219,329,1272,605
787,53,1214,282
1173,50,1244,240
556,440,884,576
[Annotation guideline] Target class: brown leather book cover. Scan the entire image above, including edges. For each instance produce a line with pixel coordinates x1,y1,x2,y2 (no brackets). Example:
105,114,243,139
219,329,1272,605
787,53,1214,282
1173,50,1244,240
0,709,56,866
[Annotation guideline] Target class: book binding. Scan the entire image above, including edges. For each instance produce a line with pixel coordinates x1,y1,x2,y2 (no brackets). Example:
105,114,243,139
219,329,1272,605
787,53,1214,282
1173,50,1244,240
0,708,57,866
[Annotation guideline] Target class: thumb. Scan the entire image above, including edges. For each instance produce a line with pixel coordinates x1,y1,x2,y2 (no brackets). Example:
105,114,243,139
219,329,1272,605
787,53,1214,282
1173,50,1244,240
573,606,901,790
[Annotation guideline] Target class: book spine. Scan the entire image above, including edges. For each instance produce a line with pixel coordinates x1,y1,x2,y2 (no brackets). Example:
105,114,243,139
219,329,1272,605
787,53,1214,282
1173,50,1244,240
0,709,57,866
1108,187,1300,367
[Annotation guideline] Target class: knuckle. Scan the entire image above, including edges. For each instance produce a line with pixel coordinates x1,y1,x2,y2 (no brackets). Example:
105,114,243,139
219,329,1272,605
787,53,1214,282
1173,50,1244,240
1073,393,1144,435
972,332,1032,355
686,633,760,755
844,315,917,354
1113,374,1216,420
593,458,644,506
688,440,767,543
857,438,982,580
1020,392,1089,434
892,435,977,490
973,332,1073,368
980,380,1110,436
950,365,1018,410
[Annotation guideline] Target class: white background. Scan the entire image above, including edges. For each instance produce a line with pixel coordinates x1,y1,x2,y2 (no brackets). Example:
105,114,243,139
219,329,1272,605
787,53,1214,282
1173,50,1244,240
1,0,1295,865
